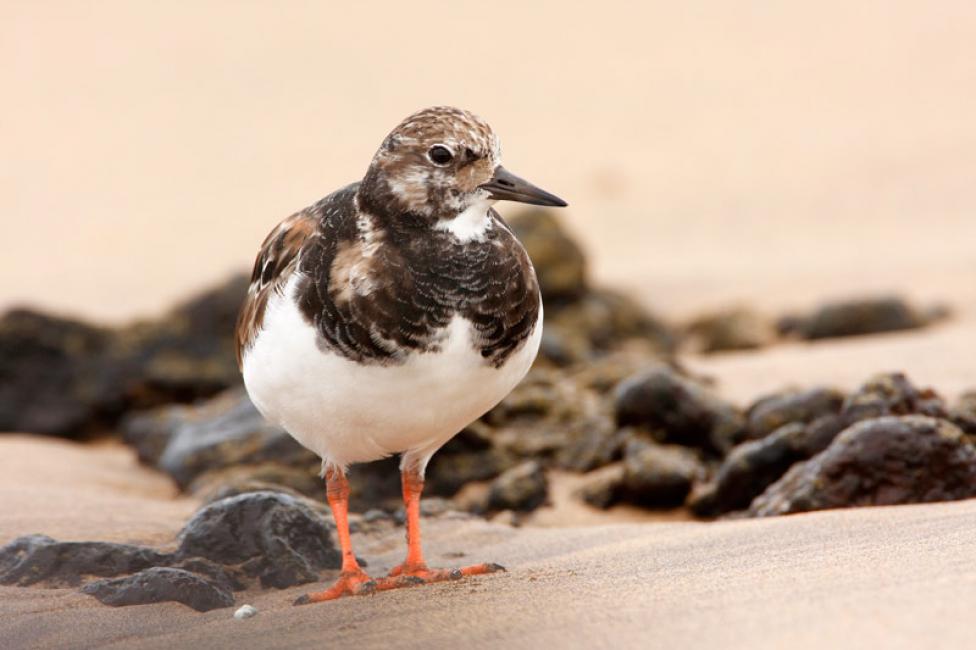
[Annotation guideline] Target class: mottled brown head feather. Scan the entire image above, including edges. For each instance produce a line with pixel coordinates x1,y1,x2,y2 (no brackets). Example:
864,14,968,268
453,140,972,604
358,107,501,224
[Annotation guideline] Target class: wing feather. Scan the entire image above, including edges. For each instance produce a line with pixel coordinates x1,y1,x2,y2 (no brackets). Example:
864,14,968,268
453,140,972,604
234,211,318,367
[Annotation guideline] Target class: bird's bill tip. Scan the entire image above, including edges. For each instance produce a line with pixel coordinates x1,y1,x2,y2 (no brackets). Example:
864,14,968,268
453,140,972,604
479,166,568,208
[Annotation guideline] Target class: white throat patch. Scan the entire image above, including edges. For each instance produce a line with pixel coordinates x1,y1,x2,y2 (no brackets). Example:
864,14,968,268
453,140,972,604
434,197,495,242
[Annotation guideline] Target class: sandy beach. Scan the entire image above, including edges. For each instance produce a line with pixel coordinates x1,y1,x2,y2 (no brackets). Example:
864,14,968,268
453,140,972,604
0,436,198,546
2,2,975,648
2,436,976,650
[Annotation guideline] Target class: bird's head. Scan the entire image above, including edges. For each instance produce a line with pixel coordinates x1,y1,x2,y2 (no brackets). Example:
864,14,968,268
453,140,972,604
358,106,566,227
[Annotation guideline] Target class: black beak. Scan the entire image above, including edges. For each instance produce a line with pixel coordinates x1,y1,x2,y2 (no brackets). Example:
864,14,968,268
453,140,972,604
479,166,568,207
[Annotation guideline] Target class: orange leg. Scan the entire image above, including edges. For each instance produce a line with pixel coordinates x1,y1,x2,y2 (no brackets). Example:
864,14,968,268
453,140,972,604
377,464,504,591
294,468,376,605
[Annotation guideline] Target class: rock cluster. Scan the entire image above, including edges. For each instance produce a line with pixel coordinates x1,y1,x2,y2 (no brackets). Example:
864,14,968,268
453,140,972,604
65,211,969,524
2,206,971,614
614,366,745,454
683,297,946,354
691,372,976,518
486,461,549,512
0,275,248,437
778,296,940,340
0,492,342,611
749,416,976,516
683,307,776,353
951,391,976,435
122,388,321,497
507,209,676,365
0,209,949,441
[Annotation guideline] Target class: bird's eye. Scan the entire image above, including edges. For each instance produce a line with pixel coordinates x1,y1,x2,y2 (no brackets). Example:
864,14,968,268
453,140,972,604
427,145,454,166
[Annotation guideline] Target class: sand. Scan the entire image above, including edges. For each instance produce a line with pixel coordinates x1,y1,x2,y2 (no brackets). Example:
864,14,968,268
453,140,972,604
0,435,198,546
2,2,975,325
2,3,976,648
3,437,976,650
688,315,976,406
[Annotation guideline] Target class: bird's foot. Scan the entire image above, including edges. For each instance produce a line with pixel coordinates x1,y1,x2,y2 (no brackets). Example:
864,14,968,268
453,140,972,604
293,569,377,605
377,561,505,591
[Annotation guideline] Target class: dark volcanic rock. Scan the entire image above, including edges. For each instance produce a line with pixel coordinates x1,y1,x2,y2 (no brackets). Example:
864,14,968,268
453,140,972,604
507,209,587,303
569,348,683,396
950,391,976,436
537,328,579,367
166,557,245,592
425,423,509,497
556,416,627,472
119,273,247,400
83,567,235,612
0,310,116,437
545,289,675,361
347,456,409,510
706,416,847,515
709,374,950,517
483,367,616,472
614,366,745,454
486,368,575,425
620,439,702,508
841,372,947,422
747,387,845,440
0,275,248,438
121,404,189,466
781,297,929,340
123,388,319,490
0,493,342,593
686,481,720,517
684,308,775,353
750,416,976,517
177,491,342,588
2,489,344,610
486,461,549,512
576,464,626,509
0,535,167,587
489,209,676,365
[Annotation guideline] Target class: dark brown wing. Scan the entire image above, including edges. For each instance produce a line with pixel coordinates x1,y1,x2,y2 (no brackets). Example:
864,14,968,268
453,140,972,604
296,204,540,368
235,211,318,368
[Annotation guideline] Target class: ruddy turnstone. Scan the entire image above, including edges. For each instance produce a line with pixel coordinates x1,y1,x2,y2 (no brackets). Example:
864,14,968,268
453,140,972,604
235,106,566,603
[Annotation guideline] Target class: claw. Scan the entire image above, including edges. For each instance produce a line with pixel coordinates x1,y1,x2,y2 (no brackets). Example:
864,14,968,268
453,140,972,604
359,580,378,595
375,561,505,592
294,570,377,604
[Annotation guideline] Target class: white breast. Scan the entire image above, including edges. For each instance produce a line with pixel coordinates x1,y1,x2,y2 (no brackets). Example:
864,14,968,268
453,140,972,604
241,275,542,472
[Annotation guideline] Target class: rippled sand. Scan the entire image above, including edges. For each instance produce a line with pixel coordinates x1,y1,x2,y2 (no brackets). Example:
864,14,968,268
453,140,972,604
3,436,976,650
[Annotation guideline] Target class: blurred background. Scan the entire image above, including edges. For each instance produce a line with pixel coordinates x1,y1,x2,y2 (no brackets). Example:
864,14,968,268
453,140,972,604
2,5,976,637
2,0,976,495
3,1,974,324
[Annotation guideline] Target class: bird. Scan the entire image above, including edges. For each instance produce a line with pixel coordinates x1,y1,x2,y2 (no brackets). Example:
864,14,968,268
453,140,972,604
235,106,567,603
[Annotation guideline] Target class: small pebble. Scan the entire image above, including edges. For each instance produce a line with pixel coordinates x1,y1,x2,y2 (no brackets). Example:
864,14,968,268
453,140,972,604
234,604,258,620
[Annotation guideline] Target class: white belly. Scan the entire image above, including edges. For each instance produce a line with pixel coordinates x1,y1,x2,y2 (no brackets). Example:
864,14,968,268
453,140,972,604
241,275,542,471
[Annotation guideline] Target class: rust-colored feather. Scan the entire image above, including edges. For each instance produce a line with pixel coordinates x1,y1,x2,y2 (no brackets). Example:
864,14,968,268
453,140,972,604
234,211,318,367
